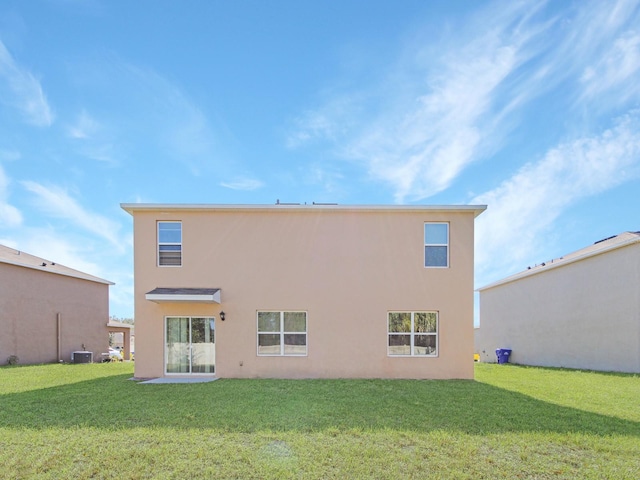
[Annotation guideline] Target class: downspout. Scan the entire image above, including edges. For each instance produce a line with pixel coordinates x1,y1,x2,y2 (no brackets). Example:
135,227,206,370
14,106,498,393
57,313,61,362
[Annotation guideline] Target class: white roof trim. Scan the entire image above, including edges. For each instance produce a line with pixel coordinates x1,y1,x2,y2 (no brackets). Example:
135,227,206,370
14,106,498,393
0,246,114,286
478,233,640,292
122,203,487,217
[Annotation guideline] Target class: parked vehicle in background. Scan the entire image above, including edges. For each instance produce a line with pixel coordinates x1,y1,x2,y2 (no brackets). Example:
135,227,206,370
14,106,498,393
108,347,123,361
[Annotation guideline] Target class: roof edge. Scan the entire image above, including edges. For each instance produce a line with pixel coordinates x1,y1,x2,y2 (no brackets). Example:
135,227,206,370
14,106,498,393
0,244,114,285
1,257,114,285
121,203,487,217
477,233,640,292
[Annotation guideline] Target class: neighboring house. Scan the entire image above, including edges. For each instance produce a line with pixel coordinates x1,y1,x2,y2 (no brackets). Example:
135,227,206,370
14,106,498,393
475,231,640,373
0,244,113,365
122,203,486,379
107,319,134,360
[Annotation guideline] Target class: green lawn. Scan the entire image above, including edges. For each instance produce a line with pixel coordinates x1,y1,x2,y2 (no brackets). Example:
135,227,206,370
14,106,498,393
0,363,638,479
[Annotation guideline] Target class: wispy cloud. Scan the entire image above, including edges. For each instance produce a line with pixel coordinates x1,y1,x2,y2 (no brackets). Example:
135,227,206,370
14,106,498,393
473,110,640,284
67,110,119,165
67,110,99,139
288,0,640,202
305,164,346,196
122,63,218,175
0,40,54,127
220,177,264,191
0,164,22,227
288,2,552,202
68,57,222,175
21,181,123,249
286,97,360,149
579,30,640,106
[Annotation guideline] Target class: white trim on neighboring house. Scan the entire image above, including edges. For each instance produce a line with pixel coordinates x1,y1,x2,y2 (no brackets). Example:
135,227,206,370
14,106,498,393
478,232,640,292
0,244,114,285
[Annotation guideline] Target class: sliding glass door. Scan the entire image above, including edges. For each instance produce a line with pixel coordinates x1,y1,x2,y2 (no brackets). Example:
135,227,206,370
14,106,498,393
165,317,215,374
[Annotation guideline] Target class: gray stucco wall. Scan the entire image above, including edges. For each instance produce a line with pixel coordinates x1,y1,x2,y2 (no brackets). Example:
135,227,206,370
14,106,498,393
475,242,640,373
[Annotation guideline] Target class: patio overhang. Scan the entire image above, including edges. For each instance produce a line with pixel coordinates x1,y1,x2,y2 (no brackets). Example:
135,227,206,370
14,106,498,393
145,288,221,304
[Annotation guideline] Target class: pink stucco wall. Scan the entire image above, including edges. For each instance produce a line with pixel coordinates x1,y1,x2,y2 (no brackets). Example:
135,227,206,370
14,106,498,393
0,263,110,364
127,205,483,379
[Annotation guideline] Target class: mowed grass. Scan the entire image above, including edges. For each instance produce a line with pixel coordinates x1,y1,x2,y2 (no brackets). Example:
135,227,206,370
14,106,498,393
0,363,638,479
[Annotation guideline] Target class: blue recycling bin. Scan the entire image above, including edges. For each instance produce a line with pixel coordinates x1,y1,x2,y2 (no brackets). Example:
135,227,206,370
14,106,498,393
495,349,512,364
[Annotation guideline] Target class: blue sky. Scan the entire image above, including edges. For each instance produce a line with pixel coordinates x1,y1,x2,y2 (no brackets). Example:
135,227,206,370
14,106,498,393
1,0,639,319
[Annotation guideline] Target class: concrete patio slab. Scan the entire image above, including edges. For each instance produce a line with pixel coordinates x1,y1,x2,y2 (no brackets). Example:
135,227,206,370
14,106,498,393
138,377,218,384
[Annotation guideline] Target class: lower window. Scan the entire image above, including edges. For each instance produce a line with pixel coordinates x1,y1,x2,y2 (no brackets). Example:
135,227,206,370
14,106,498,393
388,311,438,356
257,311,307,356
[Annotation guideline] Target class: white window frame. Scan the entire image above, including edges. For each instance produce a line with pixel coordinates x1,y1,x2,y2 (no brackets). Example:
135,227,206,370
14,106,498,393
424,222,449,268
387,311,438,357
158,221,182,267
257,311,308,357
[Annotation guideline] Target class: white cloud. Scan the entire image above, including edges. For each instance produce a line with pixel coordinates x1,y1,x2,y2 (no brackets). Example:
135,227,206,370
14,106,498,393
64,56,222,175
21,181,123,249
286,97,360,149
306,165,345,195
120,63,218,175
579,30,640,104
220,177,264,191
66,110,120,165
287,1,640,203
0,40,54,127
288,2,552,202
473,110,640,285
67,110,99,139
0,164,22,227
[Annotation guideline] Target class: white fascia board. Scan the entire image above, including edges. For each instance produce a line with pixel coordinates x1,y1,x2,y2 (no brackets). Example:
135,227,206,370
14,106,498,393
0,258,114,285
121,203,487,217
477,235,640,292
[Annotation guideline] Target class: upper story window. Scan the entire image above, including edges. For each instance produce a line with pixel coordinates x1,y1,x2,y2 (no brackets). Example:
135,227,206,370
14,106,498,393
158,221,182,267
424,223,448,268
257,311,307,356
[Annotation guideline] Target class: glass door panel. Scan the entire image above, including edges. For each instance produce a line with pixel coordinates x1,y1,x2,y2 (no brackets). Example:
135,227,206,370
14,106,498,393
191,317,215,374
165,317,215,374
166,317,190,373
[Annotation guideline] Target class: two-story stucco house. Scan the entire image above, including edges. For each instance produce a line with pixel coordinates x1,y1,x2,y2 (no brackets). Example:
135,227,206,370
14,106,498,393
122,203,486,379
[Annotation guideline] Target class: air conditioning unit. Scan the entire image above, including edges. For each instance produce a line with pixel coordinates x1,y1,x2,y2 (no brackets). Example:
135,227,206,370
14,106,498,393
72,351,93,363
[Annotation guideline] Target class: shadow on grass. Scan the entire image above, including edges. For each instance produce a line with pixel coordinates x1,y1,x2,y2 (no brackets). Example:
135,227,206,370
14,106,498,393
0,369,638,436
496,362,640,378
